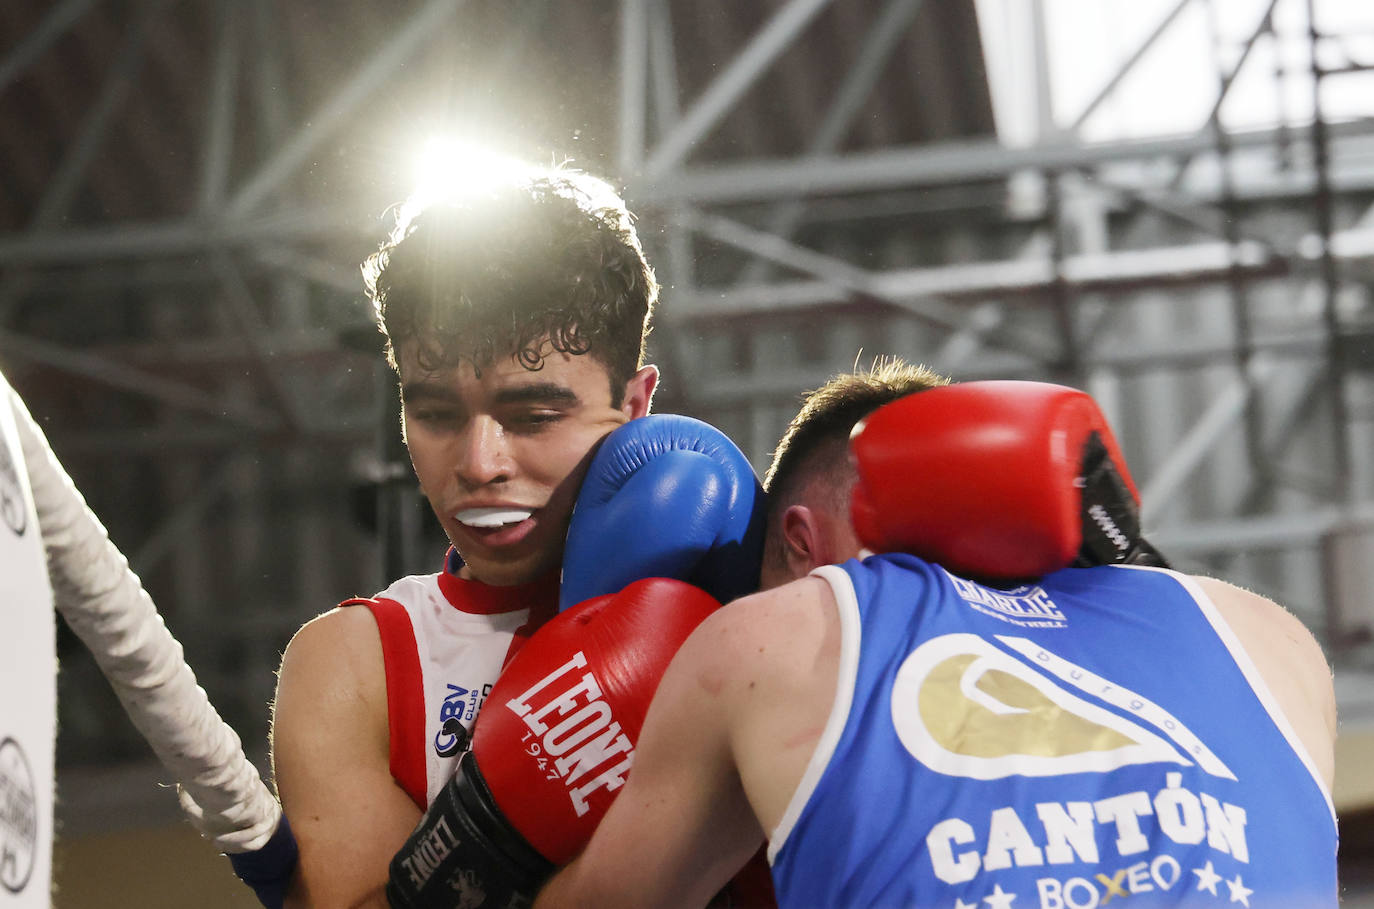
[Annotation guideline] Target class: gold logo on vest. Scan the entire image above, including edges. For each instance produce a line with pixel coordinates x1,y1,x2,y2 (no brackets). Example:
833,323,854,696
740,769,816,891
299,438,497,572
891,634,1209,779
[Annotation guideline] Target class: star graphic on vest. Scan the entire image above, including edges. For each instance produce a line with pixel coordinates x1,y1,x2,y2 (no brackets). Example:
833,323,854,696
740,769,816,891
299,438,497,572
983,883,1016,909
1193,860,1222,895
1226,873,1253,907
954,899,978,909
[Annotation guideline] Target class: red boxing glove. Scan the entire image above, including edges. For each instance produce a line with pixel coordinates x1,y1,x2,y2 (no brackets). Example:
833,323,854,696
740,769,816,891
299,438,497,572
476,577,721,862
386,578,721,907
850,380,1166,581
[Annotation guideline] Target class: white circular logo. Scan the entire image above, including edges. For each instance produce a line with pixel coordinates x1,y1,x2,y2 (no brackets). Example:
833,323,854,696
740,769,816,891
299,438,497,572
0,439,27,536
0,737,38,893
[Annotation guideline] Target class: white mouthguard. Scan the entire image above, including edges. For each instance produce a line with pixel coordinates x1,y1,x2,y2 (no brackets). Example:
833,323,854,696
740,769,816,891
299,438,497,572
455,507,533,528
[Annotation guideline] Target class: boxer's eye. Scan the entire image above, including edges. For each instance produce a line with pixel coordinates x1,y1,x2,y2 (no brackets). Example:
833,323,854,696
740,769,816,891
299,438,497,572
505,409,564,433
410,406,459,426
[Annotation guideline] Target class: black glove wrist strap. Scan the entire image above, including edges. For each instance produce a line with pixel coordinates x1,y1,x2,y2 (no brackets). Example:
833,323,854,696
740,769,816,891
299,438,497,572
1074,432,1171,570
386,750,555,909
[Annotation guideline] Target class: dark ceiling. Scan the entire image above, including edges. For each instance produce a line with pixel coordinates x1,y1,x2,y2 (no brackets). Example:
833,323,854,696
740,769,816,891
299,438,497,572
0,0,994,233
0,0,997,475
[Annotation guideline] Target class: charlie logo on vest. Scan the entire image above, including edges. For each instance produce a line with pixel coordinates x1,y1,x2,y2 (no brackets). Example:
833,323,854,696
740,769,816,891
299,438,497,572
943,571,1067,630
890,633,1234,781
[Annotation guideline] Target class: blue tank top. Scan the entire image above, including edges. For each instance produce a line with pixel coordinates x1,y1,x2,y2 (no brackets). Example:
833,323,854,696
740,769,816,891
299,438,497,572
769,554,1336,909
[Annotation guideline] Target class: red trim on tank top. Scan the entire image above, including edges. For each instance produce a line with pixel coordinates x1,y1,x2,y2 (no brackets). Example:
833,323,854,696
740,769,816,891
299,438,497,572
350,596,427,811
433,549,559,665
435,547,562,617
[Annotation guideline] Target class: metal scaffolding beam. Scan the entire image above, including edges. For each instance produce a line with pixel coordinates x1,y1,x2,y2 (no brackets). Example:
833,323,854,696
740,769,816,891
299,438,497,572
737,0,926,284
0,332,280,427
1140,355,1277,522
210,253,308,431
0,0,101,93
0,4,165,324
197,0,239,213
618,0,649,173
1068,0,1192,133
643,0,834,178
630,119,1374,204
0,206,363,265
30,2,162,228
131,457,238,572
683,207,1062,362
225,0,467,218
675,234,1287,319
1153,503,1374,555
648,0,681,133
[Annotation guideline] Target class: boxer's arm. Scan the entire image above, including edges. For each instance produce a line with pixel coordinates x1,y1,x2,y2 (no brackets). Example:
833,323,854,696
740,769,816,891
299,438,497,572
535,602,780,909
271,608,421,908
1191,575,1337,790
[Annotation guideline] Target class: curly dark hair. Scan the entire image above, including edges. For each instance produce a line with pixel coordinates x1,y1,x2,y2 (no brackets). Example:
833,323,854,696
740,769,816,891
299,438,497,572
362,165,658,402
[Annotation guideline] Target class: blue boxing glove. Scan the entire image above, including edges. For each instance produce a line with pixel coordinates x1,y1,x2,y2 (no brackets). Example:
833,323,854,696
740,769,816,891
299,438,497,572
227,814,299,909
560,414,766,611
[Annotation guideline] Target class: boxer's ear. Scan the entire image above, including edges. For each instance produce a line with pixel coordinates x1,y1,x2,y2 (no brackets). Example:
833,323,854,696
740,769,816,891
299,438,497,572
778,505,824,579
620,365,658,419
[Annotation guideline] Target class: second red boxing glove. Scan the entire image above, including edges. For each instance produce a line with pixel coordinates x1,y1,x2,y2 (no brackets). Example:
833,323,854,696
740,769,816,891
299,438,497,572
849,380,1159,581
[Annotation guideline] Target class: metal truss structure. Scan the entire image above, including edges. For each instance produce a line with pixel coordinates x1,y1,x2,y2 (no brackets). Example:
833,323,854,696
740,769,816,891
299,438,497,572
618,0,1374,694
2,0,1371,807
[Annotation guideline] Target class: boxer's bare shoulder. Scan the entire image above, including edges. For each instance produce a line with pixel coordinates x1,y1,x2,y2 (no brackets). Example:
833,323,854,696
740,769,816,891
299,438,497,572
272,607,418,907
681,577,843,835
279,607,387,697
274,607,390,777
1191,574,1336,789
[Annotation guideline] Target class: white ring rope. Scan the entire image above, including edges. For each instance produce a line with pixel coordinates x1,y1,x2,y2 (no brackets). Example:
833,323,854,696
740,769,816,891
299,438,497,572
8,384,280,853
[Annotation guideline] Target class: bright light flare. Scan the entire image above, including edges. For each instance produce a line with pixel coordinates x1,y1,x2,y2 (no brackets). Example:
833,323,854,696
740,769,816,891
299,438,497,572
408,137,533,211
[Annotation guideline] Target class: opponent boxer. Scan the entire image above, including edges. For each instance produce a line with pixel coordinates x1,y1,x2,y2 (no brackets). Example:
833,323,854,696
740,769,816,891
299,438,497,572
536,364,1339,909
270,163,767,907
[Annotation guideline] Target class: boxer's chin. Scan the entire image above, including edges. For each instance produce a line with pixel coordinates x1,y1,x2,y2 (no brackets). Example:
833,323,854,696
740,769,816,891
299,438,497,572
449,518,561,587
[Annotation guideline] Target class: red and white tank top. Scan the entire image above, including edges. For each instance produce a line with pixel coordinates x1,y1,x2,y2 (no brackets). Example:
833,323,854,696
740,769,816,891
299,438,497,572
346,549,559,809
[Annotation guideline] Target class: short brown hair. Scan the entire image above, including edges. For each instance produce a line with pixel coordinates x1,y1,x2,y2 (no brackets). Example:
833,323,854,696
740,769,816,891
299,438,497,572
763,358,949,558
362,164,658,402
